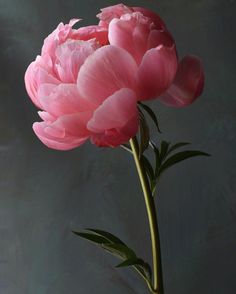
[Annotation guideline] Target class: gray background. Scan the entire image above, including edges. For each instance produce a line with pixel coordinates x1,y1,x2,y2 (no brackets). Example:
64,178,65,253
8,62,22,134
0,0,236,293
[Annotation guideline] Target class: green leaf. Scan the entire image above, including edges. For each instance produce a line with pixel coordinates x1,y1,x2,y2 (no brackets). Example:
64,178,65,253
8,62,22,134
116,258,143,268
73,229,153,286
138,109,150,157
149,141,161,174
141,155,155,182
86,229,125,245
116,258,152,281
138,102,161,133
141,155,157,195
102,243,136,260
72,231,109,244
158,150,210,177
167,142,190,155
159,141,170,161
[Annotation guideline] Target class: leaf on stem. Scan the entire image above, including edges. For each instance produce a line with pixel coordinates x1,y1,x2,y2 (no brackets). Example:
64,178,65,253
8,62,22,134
86,229,126,245
166,142,190,155
116,257,152,280
72,231,109,244
157,150,210,177
141,155,156,195
138,102,161,133
138,109,150,157
149,140,210,194
159,141,170,162
73,229,152,283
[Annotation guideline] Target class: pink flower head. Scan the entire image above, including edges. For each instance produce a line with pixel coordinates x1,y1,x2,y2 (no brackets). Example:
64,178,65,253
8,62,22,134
97,3,204,106
25,6,204,151
25,20,138,150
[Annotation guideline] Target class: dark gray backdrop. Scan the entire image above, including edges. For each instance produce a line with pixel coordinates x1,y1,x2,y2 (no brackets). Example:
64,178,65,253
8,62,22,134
0,0,236,293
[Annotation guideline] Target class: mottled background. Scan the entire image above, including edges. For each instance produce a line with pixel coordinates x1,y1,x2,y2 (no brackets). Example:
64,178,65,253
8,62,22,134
0,0,236,293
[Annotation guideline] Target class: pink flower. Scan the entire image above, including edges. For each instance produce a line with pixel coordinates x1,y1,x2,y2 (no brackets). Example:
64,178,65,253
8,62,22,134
97,4,204,106
25,20,138,150
25,6,205,151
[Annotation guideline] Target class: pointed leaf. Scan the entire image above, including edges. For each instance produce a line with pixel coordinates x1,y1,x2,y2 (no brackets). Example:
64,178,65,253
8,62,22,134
72,231,109,244
159,141,170,161
141,155,155,182
167,142,190,155
102,243,136,260
86,229,126,245
116,258,152,281
158,150,210,177
116,258,143,268
138,102,161,133
138,109,150,156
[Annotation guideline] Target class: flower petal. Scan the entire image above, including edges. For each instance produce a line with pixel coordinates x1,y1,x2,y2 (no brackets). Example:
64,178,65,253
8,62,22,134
77,45,138,105
133,7,166,29
38,111,56,123
41,19,81,59
54,39,99,83
159,55,204,107
137,45,178,100
39,84,96,117
97,4,133,28
88,88,138,147
109,12,152,65
33,112,92,150
24,56,60,108
77,25,108,45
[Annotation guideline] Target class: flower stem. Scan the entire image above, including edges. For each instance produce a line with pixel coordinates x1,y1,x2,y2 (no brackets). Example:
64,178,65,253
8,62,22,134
129,137,163,294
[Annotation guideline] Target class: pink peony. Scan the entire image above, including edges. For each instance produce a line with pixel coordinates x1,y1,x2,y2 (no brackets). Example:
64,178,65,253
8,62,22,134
25,5,204,151
25,20,139,150
97,3,204,105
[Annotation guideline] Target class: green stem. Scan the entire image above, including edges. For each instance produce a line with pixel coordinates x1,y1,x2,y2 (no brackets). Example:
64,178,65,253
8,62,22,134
129,137,163,294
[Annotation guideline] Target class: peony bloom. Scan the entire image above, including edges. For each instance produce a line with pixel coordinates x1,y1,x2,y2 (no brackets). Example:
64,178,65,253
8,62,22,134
97,3,204,106
25,5,204,151
25,20,139,150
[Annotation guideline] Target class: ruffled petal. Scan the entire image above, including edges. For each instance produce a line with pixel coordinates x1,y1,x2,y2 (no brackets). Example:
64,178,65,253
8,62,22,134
97,4,134,28
41,19,81,59
39,84,96,117
159,55,204,107
133,7,166,29
77,25,108,45
77,45,138,105
24,56,60,108
88,88,138,147
54,39,99,83
137,45,178,100
33,112,92,150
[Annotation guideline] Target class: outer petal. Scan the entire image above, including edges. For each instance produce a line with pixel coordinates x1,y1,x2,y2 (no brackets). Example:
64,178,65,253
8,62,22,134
133,7,166,29
38,111,56,123
24,56,60,108
159,55,204,107
77,45,138,105
39,84,96,117
88,88,138,147
109,12,152,65
137,45,178,100
33,112,92,150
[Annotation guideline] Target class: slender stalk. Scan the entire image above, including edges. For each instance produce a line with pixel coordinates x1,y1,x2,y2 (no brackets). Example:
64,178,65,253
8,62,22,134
129,137,163,294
